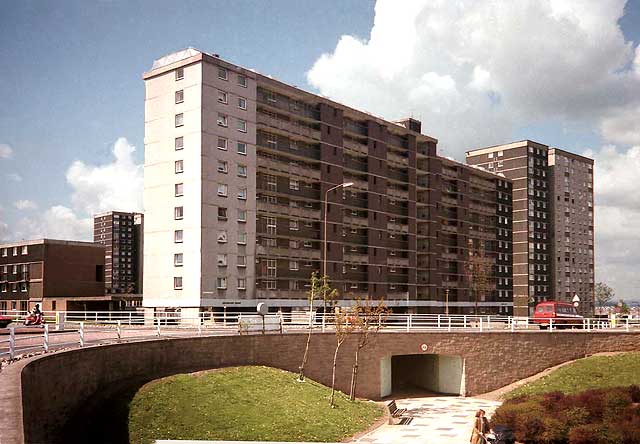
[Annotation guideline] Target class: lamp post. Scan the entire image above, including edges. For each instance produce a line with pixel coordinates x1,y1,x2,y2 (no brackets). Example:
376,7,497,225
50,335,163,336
322,182,354,312
445,288,450,316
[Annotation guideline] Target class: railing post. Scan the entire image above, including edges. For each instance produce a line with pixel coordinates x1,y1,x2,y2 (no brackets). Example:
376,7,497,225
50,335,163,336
479,318,483,333
463,315,467,329
279,312,284,334
448,316,452,332
626,317,630,333
549,318,554,332
156,324,161,337
437,314,441,329
79,322,85,347
9,327,15,359
117,320,122,341
198,323,202,336
487,315,491,330
587,318,590,332
510,317,515,333
407,314,413,332
128,311,132,326
43,324,49,352
322,313,326,333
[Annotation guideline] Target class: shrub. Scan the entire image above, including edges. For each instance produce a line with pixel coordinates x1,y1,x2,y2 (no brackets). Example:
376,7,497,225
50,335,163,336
574,389,606,421
539,417,568,443
629,385,640,403
603,390,632,422
614,419,640,444
515,408,546,443
562,406,591,429
568,424,603,444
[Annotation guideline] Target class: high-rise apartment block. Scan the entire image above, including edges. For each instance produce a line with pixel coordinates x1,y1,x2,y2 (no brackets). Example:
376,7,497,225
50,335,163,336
466,141,594,316
548,149,594,315
142,48,515,317
94,211,144,294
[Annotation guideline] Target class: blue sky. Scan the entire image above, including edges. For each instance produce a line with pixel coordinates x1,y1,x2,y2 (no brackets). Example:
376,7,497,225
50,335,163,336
1,0,640,300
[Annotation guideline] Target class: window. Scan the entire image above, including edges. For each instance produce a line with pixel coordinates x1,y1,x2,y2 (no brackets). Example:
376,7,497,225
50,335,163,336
289,220,299,231
175,68,184,80
217,184,228,197
289,260,299,271
174,206,184,220
175,90,184,104
217,230,227,243
238,75,248,87
238,232,247,244
237,209,247,222
289,179,299,190
174,277,183,290
266,280,277,290
21,246,27,255
266,259,277,277
238,278,246,290
217,277,227,289
265,174,276,191
1,248,6,257
237,255,246,267
217,113,228,127
218,67,228,80
217,90,228,104
217,160,228,173
175,113,184,127
238,188,247,200
290,239,299,249
174,253,183,267
12,265,17,274
175,183,184,196
217,137,228,151
174,230,183,243
175,160,184,174
238,164,247,177
175,136,184,150
237,119,247,132
218,207,228,220
238,97,247,110
217,254,227,267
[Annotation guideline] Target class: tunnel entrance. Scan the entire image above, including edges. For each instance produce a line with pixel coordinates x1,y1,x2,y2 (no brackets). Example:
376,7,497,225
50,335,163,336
380,354,464,398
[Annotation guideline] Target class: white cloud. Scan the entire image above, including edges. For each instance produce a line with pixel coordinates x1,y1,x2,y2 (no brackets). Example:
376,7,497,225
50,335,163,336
0,144,13,159
66,137,143,216
7,173,22,182
586,145,640,301
307,0,640,157
14,199,38,211
3,137,142,242
600,105,640,146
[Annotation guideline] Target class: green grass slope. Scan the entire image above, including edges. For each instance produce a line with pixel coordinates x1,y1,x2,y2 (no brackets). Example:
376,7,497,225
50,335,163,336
128,365,383,444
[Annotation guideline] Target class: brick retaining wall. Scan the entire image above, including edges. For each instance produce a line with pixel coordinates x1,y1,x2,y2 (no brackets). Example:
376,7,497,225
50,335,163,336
1,331,639,443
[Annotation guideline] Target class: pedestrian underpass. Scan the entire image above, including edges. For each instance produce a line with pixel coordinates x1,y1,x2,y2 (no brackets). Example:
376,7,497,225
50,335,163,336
380,354,465,397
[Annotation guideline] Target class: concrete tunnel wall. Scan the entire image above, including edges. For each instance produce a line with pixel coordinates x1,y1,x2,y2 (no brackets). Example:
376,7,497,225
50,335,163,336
2,331,640,444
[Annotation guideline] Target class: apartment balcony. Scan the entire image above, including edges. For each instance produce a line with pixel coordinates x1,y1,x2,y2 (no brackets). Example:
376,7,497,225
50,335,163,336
388,151,409,166
256,201,321,220
343,233,368,245
441,224,458,234
441,196,458,206
469,202,495,215
256,93,321,121
344,157,368,173
344,197,368,209
257,113,321,140
258,157,321,180
388,187,409,200
347,177,369,191
387,239,409,250
388,256,410,267
417,177,430,188
282,186,321,200
387,291,410,301
343,139,368,155
388,204,409,217
343,215,369,227
442,168,458,179
469,229,497,240
344,120,368,136
344,252,369,263
388,273,409,284
387,222,409,233
388,169,409,182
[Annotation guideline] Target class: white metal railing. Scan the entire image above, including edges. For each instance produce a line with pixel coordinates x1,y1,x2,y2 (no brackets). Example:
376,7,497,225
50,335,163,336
1,311,638,362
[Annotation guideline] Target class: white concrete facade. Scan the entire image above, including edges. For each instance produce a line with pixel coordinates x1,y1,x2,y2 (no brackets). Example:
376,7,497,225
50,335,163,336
143,50,257,310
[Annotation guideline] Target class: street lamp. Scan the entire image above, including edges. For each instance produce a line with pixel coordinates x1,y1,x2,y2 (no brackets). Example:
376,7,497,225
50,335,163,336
323,182,354,279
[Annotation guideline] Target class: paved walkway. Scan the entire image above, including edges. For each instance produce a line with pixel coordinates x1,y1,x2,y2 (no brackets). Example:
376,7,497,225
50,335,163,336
355,396,501,444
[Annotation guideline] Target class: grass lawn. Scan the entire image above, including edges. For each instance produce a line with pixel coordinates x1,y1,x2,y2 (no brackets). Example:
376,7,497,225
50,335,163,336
128,366,384,444
506,352,640,399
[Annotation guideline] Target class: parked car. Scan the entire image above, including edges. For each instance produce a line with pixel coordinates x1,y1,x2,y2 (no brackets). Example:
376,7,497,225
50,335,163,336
533,301,583,329
0,315,13,328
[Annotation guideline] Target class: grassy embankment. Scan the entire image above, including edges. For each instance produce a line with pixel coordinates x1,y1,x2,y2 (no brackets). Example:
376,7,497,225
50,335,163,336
128,365,384,444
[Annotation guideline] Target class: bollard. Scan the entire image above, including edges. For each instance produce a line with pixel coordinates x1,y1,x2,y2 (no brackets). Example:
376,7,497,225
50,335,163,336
56,311,66,331
9,327,15,359
43,324,49,352
79,322,85,347
117,320,122,341
156,324,161,337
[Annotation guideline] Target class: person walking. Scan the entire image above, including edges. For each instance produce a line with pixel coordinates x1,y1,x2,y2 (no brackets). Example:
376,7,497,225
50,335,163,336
470,409,490,444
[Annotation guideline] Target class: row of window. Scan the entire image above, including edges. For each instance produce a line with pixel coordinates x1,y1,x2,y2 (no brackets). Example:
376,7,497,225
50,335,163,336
175,65,248,86
173,276,246,291
0,282,28,292
1,246,28,257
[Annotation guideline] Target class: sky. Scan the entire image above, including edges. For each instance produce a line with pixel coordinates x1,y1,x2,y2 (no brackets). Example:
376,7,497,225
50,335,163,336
1,0,640,301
